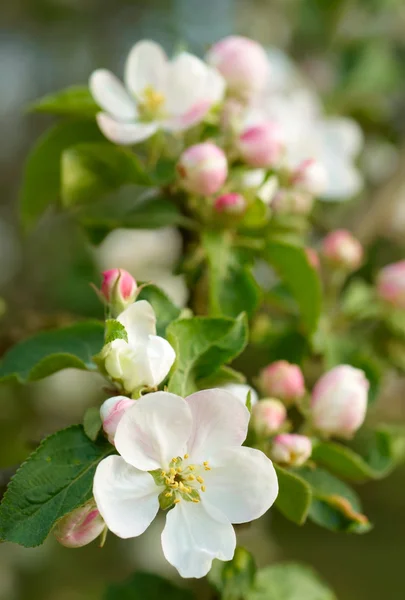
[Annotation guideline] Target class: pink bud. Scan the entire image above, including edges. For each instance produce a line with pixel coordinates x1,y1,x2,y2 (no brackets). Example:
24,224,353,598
252,399,287,436
272,189,314,216
177,142,228,196
271,433,312,466
305,247,320,270
54,500,105,548
321,229,363,270
291,158,328,196
101,269,137,315
259,360,305,405
311,365,369,438
100,396,136,444
214,193,246,214
206,36,269,98
239,122,284,168
377,260,405,309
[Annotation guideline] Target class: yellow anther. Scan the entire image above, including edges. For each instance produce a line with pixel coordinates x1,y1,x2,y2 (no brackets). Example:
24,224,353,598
201,485,206,492
203,461,209,467
165,491,172,498
164,477,171,485
184,453,189,459
161,471,166,477
179,482,186,491
170,467,176,476
187,475,195,481
188,465,195,471
143,86,165,112
174,498,181,504
192,498,200,503
185,487,192,493
176,467,182,473
196,476,204,484
204,466,211,471
172,481,179,488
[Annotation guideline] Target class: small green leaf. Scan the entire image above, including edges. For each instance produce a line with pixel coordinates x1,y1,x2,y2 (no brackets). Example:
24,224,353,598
274,465,312,525
137,284,181,337
264,241,322,334
247,562,337,600
104,319,128,344
0,426,112,547
83,407,102,441
0,321,104,383
242,198,270,229
29,86,99,119
104,571,194,600
167,314,248,397
209,547,256,600
20,120,103,231
203,231,260,319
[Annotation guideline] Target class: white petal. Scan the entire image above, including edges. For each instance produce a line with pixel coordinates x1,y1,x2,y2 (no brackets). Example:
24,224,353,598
96,113,158,145
165,52,211,116
203,446,278,524
93,455,159,538
161,500,235,578
204,66,226,104
320,117,364,158
115,391,192,470
221,383,259,406
321,159,363,201
146,335,176,385
89,69,136,120
186,389,249,463
117,300,156,345
125,40,168,97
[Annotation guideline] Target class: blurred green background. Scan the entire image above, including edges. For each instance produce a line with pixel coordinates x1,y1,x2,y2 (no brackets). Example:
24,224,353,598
1,1,405,598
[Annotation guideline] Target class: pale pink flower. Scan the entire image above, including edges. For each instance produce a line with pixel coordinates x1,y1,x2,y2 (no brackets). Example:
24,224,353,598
271,434,312,466
177,142,227,196
321,229,363,270
251,399,287,436
260,361,305,405
377,260,405,309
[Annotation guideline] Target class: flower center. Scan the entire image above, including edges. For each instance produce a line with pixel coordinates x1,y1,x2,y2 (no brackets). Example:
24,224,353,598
138,85,166,119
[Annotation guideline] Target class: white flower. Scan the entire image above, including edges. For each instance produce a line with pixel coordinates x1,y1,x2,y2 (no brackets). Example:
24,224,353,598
89,40,225,145
102,300,175,394
220,383,258,406
93,389,278,578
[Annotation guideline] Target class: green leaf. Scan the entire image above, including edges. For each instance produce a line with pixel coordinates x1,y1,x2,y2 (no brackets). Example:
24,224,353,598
104,319,128,344
247,562,337,600
83,407,103,441
0,321,104,383
29,85,99,119
264,241,322,334
209,547,256,600
203,231,260,319
104,571,194,600
198,365,246,389
20,120,103,231
167,313,248,396
242,198,270,229
296,467,371,534
62,143,151,207
0,425,112,547
274,465,312,525
137,284,181,337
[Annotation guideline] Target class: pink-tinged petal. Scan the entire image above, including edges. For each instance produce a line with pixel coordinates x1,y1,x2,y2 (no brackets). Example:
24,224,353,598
165,52,210,116
93,455,159,538
124,40,168,98
89,69,136,120
163,101,212,132
96,113,158,145
161,500,235,578
117,300,156,344
100,396,136,444
203,446,278,524
54,501,105,548
185,389,249,463
115,392,192,470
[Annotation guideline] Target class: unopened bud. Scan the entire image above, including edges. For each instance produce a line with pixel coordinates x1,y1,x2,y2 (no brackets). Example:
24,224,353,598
100,395,136,444
239,122,284,168
271,433,312,466
321,229,363,271
177,142,228,196
259,360,305,405
305,247,320,270
54,500,105,548
251,399,287,437
377,260,405,309
214,192,246,214
311,365,369,438
101,269,137,315
291,158,328,196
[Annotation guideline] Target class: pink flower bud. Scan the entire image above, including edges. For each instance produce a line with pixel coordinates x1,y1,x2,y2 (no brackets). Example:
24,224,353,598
305,247,320,270
54,500,105,548
214,193,247,214
377,260,405,309
259,360,305,405
101,269,137,314
271,434,312,466
311,365,369,438
177,142,228,196
292,158,328,196
252,399,287,436
321,229,363,270
239,122,284,168
206,36,269,98
272,189,314,216
100,396,136,444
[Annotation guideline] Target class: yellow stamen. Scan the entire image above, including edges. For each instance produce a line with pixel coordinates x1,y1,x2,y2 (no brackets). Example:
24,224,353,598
192,498,200,503
176,467,182,473
203,461,209,467
196,476,204,484
188,465,195,471
187,475,195,481
179,482,186,491
174,498,181,504
164,477,171,485
201,485,206,492
165,491,172,498
172,481,179,488
170,467,176,476
161,471,166,477
184,453,189,459
204,466,211,471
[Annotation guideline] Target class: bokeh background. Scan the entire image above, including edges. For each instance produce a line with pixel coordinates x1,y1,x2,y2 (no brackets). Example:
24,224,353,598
1,1,405,598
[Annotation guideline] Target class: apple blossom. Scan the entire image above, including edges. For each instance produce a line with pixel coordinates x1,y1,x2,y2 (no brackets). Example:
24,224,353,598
214,193,246,214
89,40,225,145
259,361,305,405
291,158,328,197
101,268,137,315
54,500,105,548
221,383,259,407
102,300,175,394
377,260,405,309
251,399,287,437
177,142,228,196
206,36,269,98
311,365,369,438
93,390,278,578
321,229,363,271
238,122,284,168
100,396,136,444
270,434,312,466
